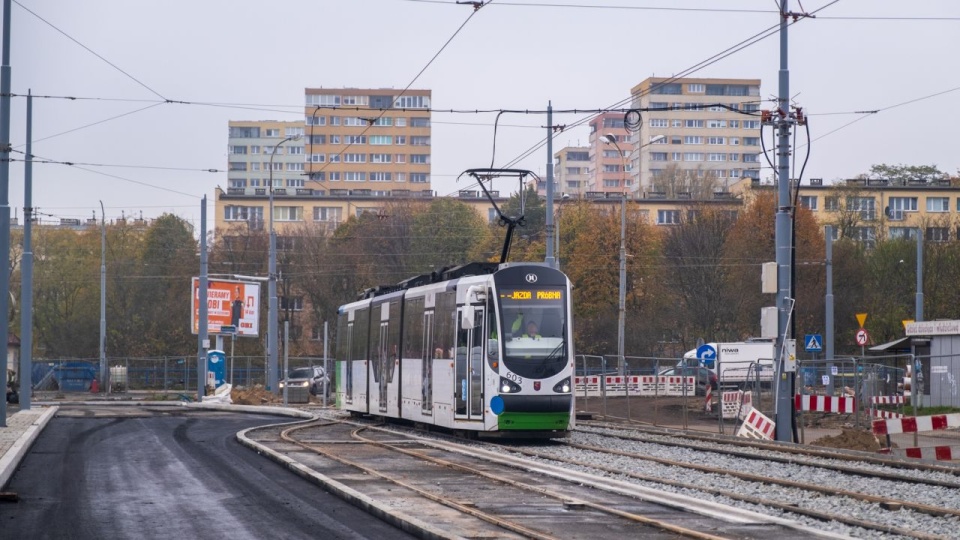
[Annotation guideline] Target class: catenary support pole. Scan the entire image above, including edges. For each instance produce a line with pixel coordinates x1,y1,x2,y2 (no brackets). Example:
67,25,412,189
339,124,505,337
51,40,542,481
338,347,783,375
19,90,32,409
825,225,834,396
774,0,796,442
197,196,208,401
545,101,555,269
0,0,13,426
99,201,107,393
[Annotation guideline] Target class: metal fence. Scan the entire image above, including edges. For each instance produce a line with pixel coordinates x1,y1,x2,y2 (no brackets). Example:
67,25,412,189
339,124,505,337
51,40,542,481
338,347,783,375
28,356,334,395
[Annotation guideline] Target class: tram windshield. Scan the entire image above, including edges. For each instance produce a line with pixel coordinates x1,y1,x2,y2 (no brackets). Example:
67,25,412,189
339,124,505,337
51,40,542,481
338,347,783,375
496,287,567,378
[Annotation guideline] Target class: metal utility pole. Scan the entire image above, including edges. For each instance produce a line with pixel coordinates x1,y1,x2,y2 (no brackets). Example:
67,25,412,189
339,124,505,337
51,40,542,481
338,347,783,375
0,0,13,426
197,196,208,401
825,225,834,396
618,193,626,376
19,90,32,409
99,200,106,393
545,101,556,269
915,231,923,322
774,0,797,442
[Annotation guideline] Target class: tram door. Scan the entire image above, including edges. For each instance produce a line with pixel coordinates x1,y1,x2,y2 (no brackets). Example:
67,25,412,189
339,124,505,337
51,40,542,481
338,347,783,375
376,322,389,413
455,307,484,420
421,311,434,414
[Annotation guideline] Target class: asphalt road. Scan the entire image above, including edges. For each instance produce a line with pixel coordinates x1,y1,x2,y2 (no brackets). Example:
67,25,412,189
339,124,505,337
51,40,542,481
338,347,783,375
0,408,416,540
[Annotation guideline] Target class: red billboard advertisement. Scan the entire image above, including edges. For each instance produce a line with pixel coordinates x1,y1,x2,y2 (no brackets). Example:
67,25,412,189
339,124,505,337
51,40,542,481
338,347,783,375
191,278,260,337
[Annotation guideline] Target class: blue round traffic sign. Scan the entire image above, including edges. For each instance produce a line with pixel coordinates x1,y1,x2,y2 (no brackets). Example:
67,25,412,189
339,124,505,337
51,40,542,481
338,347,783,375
696,344,717,369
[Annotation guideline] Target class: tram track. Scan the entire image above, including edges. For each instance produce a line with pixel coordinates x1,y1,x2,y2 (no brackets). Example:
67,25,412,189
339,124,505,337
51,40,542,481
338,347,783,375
244,416,839,539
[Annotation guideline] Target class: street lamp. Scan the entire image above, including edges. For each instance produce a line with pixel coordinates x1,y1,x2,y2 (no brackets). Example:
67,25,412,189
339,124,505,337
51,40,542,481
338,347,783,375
598,132,668,375
268,134,301,393
600,134,628,376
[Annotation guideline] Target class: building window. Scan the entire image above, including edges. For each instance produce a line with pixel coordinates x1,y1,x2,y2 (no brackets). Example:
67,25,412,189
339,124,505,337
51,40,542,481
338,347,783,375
286,178,305,188
650,152,667,161
886,196,917,220
729,120,741,128
396,136,406,145
225,205,263,222
369,135,392,145
799,195,818,210
308,154,325,163
825,196,839,211
394,95,431,109
394,154,406,163
687,83,705,93
329,135,341,144
603,164,621,173
228,162,247,172
285,127,304,138
707,153,726,162
370,172,392,182
265,129,280,137
649,118,668,127
683,153,704,162
228,178,247,188
410,117,430,127
657,210,680,225
847,196,876,220
229,145,247,155
742,154,759,163
279,296,304,311
743,137,759,146
603,179,621,188
926,227,949,242
683,136,703,145
286,163,304,172
345,135,366,145
890,227,918,240
670,137,682,145
328,172,340,181
743,120,760,129
851,226,876,247
229,126,260,138
328,154,341,163
313,206,342,222
343,117,367,127
684,119,704,128
343,153,366,163
370,153,392,163
409,173,428,183
926,197,949,212
707,137,725,145
306,115,326,126
274,206,303,221
344,172,367,182
410,154,430,164
707,120,727,128
411,136,430,146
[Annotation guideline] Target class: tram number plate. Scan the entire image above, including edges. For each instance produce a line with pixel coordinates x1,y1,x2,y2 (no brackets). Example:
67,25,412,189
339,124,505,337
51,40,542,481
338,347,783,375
505,372,523,385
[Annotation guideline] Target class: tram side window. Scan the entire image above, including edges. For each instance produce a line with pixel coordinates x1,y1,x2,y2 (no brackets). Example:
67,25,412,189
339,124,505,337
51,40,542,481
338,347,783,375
403,297,425,359
434,291,456,358
386,301,402,382
352,308,369,361
336,313,351,362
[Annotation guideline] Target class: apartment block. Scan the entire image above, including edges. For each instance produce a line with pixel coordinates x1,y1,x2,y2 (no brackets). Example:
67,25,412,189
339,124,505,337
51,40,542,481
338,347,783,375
629,77,762,196
553,146,591,196
588,112,632,194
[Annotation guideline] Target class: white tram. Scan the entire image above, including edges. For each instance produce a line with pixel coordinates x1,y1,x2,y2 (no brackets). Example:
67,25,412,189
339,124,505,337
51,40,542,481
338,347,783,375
336,262,574,437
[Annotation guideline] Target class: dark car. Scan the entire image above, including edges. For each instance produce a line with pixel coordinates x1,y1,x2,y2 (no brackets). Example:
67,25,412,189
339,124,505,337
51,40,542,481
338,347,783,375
659,366,718,396
279,366,329,396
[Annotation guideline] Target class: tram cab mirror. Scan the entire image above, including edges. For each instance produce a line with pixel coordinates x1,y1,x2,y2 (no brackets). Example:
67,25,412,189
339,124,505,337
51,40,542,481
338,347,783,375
462,310,475,329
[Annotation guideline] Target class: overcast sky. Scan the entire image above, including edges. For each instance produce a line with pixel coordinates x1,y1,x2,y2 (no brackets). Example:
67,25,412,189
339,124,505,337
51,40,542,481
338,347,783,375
5,0,959,229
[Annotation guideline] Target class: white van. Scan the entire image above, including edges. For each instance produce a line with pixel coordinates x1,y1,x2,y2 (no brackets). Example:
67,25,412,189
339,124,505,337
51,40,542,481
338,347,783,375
681,341,775,383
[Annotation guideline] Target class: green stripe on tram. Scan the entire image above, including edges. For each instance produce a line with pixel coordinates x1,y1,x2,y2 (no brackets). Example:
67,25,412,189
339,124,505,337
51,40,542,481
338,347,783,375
497,412,570,431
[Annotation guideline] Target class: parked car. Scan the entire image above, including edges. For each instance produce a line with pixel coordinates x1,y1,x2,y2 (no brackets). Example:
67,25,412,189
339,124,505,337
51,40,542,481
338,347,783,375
279,366,329,396
658,366,718,396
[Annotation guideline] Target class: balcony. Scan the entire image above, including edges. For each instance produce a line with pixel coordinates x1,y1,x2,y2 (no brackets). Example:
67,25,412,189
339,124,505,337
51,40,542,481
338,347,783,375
296,188,314,196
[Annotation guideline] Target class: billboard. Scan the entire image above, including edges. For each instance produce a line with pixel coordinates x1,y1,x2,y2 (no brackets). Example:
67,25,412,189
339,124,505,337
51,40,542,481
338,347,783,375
191,278,260,337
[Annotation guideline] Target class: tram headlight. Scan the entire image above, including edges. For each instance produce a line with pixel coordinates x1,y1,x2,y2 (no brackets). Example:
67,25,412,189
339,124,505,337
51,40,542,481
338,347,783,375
552,377,572,394
499,377,521,394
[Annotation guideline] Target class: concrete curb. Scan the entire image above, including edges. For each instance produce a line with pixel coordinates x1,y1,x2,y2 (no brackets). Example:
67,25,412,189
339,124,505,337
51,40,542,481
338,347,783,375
0,407,59,489
236,421,459,540
180,402,316,418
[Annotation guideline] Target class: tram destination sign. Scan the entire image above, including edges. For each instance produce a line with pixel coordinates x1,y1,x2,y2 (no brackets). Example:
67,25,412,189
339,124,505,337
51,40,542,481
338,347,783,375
500,289,563,301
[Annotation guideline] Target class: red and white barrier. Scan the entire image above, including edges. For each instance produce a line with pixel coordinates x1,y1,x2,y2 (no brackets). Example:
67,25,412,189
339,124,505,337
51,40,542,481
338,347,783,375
574,375,695,397
871,395,906,405
737,409,775,440
884,445,960,461
794,394,856,414
704,384,713,413
871,409,906,419
873,413,960,435
721,390,753,420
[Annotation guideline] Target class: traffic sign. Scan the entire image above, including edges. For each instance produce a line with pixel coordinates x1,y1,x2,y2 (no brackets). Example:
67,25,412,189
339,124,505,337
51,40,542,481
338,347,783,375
804,334,823,353
856,313,868,328
696,344,717,368
855,328,869,346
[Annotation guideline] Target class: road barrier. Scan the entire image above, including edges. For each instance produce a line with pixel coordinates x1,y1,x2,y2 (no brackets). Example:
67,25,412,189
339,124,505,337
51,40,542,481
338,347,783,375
872,413,960,435
736,408,775,440
794,394,856,414
574,375,695,397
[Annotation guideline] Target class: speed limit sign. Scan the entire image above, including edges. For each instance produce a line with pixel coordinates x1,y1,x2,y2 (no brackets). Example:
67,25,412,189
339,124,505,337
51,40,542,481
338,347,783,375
855,328,869,346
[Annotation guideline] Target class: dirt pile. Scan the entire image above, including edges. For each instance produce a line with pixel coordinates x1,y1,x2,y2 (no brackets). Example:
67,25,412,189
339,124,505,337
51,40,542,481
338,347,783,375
231,385,282,405
810,429,885,452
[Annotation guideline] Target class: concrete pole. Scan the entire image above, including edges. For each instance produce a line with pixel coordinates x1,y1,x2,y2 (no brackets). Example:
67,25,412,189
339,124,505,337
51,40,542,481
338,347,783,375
545,102,556,269
774,0,796,442
197,196,208,401
19,90,32,409
282,320,289,407
618,193,626,376
323,320,329,407
0,0,13,426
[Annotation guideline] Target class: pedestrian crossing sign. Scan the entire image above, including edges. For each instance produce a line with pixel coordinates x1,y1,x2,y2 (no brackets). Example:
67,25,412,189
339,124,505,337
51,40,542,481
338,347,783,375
804,334,823,353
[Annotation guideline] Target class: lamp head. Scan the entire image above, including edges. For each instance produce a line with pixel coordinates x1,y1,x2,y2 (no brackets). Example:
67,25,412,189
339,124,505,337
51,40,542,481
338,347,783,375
600,134,617,145
649,135,666,144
